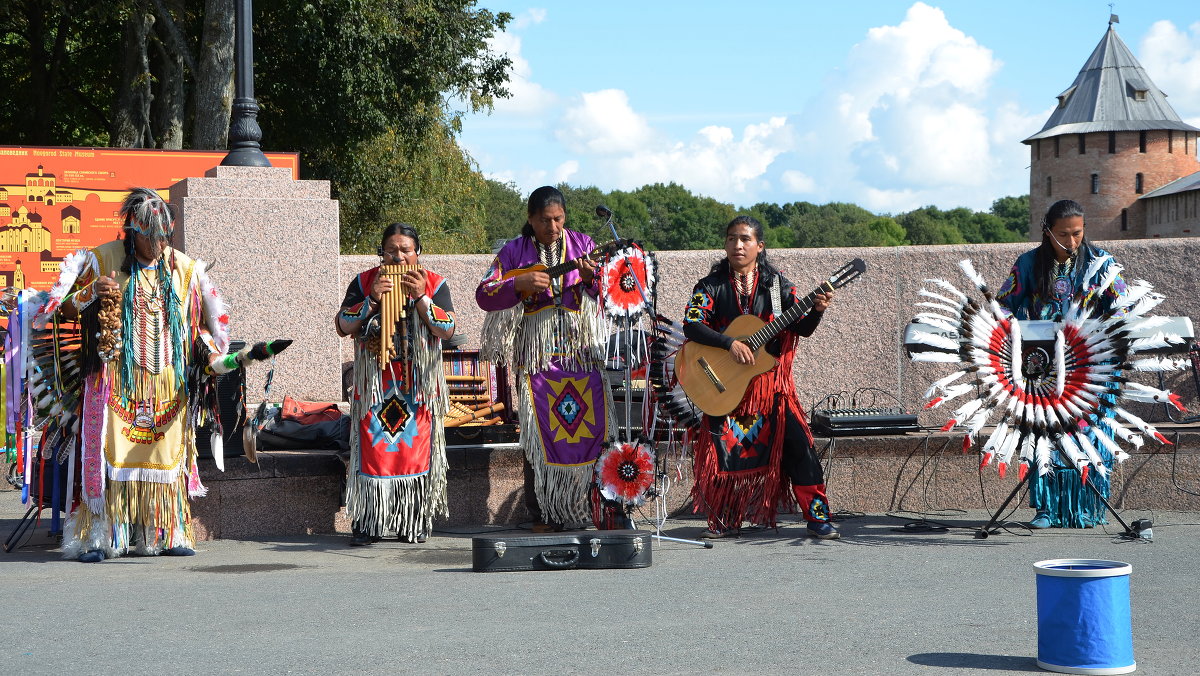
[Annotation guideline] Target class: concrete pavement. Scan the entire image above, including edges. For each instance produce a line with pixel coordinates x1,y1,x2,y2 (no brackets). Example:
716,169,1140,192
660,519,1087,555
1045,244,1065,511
2,488,1198,675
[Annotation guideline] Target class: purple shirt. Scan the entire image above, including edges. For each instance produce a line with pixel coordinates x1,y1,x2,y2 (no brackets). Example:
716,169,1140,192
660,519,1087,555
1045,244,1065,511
475,230,599,313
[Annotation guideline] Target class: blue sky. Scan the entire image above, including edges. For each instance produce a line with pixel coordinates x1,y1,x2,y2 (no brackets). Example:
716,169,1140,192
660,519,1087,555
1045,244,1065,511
457,1,1200,214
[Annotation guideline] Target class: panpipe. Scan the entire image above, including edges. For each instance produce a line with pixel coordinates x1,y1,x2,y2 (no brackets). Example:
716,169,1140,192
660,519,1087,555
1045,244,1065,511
378,263,421,364
442,349,512,428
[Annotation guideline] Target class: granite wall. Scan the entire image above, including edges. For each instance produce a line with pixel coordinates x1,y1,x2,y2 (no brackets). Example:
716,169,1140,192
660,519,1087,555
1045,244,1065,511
340,238,1200,422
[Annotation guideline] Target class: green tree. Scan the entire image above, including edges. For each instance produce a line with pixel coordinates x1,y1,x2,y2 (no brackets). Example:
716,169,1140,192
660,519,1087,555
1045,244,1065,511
0,2,122,146
604,190,652,246
898,206,967,245
337,119,492,255
0,0,513,253
480,179,526,250
990,195,1031,237
632,183,733,251
864,217,909,246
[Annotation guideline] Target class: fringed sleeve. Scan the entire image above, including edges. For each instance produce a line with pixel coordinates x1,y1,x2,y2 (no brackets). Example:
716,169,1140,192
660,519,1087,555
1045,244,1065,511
475,253,522,312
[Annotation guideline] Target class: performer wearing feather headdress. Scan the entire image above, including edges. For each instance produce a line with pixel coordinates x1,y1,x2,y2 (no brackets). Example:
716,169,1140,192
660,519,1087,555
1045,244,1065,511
475,186,613,530
994,199,1127,529
337,223,455,545
682,216,839,539
25,187,234,562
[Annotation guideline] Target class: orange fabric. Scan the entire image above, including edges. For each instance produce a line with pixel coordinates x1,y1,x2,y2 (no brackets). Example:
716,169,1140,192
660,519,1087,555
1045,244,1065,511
281,396,342,425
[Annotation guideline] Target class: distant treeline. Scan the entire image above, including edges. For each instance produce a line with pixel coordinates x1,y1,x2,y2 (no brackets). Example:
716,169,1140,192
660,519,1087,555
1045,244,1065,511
481,180,1030,252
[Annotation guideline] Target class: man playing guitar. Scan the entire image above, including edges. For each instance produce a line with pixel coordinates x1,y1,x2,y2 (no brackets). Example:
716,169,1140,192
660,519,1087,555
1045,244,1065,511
475,186,615,531
682,215,839,539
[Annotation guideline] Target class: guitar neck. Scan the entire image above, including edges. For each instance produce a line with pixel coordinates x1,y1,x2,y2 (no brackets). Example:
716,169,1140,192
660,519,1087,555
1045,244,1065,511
540,239,623,279
744,281,834,351
542,258,579,279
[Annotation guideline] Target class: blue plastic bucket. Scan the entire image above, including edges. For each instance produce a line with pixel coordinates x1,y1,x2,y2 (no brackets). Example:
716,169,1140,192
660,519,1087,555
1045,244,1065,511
1034,559,1135,674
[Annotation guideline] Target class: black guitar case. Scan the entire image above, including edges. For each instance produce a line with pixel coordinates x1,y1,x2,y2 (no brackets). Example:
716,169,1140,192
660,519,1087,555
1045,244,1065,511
472,529,653,572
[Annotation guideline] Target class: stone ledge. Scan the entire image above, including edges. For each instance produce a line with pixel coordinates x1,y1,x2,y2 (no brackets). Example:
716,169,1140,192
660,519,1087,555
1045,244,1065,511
185,428,1200,540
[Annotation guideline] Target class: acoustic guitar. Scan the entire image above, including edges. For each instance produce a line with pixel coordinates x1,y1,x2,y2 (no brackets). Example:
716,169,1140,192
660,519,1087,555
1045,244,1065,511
502,238,631,299
676,259,867,416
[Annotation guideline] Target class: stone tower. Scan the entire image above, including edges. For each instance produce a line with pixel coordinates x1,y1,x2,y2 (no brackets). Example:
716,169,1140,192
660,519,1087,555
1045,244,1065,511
1023,24,1200,240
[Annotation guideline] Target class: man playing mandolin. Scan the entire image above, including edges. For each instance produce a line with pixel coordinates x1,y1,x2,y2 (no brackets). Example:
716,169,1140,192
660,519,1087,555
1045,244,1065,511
682,215,839,539
476,186,614,531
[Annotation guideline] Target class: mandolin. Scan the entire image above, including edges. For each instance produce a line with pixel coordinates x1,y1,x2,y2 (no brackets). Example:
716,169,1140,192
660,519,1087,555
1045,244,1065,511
676,258,866,416
503,238,631,299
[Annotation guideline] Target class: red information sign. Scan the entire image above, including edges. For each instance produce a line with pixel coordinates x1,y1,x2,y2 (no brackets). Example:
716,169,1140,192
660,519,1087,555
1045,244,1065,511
0,146,299,290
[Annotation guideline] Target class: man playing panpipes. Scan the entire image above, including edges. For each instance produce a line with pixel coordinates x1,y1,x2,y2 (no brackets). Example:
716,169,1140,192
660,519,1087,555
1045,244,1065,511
337,223,455,545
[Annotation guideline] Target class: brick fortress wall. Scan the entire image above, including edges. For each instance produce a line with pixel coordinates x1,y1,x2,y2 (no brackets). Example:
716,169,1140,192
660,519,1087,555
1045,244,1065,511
1029,130,1200,240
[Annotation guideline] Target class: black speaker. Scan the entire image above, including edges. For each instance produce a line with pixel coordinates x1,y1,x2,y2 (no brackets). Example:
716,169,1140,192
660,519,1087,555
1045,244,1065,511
195,340,247,457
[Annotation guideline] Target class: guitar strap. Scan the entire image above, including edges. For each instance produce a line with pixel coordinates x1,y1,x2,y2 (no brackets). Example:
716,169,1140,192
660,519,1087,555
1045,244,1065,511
769,272,782,321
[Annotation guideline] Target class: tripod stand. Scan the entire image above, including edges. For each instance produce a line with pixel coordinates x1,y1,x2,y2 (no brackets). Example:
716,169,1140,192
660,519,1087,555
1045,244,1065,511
4,460,66,553
975,461,1140,539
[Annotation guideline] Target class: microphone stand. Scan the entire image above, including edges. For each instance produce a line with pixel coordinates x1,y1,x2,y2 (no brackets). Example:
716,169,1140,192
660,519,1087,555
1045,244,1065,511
596,207,712,549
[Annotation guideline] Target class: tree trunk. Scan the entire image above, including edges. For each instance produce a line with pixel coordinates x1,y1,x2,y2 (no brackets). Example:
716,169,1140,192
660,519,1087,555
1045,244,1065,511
22,4,73,145
191,0,235,150
150,0,185,148
111,6,156,148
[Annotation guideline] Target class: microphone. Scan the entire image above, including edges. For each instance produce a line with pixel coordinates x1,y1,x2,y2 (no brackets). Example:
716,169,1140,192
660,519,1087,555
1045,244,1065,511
595,205,612,220
1046,229,1075,257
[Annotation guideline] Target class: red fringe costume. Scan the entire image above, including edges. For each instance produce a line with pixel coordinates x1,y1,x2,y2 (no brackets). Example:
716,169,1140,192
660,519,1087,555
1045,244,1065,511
683,266,832,533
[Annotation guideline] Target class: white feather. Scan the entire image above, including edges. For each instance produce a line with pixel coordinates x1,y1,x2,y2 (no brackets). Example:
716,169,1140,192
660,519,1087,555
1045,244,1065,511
1009,318,1023,391
1091,422,1127,462
194,261,231,353
924,278,969,303
912,351,962,363
980,422,1009,459
1093,262,1124,298
1123,382,1175,405
916,301,961,315
1105,416,1143,449
1081,253,1113,286
1057,432,1088,470
951,398,985,424
965,407,992,440
909,330,959,352
924,370,968,399
1131,357,1187,372
1113,280,1153,310
1114,406,1164,443
1017,430,1036,465
914,314,960,332
1074,432,1107,476
1128,331,1182,353
1125,316,1170,332
918,288,962,307
998,428,1022,466
1054,330,1066,397
211,431,225,472
1034,434,1053,475
33,248,97,328
958,259,986,290
1125,291,1165,318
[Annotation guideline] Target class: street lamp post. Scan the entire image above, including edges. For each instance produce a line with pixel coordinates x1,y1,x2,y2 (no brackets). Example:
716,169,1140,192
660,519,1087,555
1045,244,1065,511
221,0,271,167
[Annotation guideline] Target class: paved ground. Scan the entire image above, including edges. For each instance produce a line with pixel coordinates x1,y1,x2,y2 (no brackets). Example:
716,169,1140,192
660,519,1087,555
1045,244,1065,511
2,489,1198,675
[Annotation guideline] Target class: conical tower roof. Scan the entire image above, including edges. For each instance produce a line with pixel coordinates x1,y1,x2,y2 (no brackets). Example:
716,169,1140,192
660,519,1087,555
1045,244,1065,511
1024,26,1199,142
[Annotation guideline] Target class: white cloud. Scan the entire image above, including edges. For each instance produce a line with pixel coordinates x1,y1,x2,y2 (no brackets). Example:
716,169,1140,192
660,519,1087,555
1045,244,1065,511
555,89,656,155
601,117,792,201
488,26,556,115
781,2,1033,212
552,160,578,184
1140,20,1200,120
512,8,546,30
781,170,815,193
